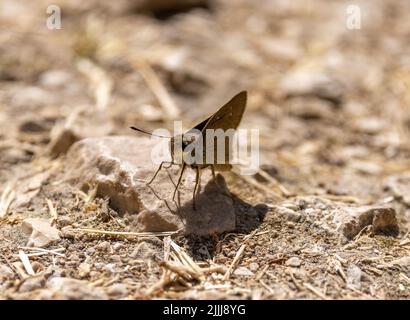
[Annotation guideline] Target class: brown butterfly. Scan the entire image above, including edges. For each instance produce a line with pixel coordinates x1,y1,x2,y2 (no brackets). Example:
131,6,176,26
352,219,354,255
131,91,247,209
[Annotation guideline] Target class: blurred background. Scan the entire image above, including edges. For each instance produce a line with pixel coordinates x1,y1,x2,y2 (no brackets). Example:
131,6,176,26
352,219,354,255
1,0,410,209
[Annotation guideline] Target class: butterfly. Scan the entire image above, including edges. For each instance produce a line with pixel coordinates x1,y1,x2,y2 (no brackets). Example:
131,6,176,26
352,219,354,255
131,91,247,210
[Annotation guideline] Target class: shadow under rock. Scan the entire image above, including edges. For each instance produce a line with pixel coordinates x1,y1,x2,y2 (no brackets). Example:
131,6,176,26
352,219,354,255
177,174,268,260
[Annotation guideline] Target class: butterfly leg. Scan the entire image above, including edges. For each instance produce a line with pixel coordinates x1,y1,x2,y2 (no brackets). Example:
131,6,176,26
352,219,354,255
163,162,173,169
196,169,202,195
211,165,217,181
192,167,200,210
147,161,166,185
172,163,186,202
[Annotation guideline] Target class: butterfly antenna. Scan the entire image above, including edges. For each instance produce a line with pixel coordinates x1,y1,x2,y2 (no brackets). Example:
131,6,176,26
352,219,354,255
130,126,171,139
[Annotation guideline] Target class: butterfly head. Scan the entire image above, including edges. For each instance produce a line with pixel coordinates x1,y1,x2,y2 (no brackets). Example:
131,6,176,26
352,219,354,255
169,133,201,165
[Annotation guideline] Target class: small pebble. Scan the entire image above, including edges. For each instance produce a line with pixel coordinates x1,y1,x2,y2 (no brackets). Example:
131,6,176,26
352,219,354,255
248,262,259,272
285,257,302,267
78,262,91,277
58,216,72,227
113,243,124,251
233,267,254,277
107,283,128,298
95,241,111,252
110,255,122,262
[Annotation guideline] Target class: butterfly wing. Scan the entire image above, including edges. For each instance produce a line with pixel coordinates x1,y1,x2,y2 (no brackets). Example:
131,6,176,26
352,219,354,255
199,91,247,133
198,91,247,170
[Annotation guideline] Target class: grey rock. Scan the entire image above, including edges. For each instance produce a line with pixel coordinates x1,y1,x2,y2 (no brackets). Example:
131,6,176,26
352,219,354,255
95,241,111,252
57,216,72,227
333,206,399,240
129,242,159,260
389,256,410,267
78,263,91,278
11,86,56,109
19,275,46,293
233,266,254,277
110,255,121,262
21,218,60,247
64,136,235,235
0,264,14,280
353,117,386,135
385,175,410,206
48,127,79,157
48,109,114,157
43,277,108,300
39,69,72,88
274,206,301,222
113,243,125,251
279,70,344,102
248,262,259,272
347,264,362,290
104,263,117,274
86,247,96,255
106,283,128,298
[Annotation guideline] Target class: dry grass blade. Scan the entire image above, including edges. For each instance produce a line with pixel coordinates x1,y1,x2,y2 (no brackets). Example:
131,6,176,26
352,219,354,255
303,283,328,300
77,58,112,111
0,184,16,218
12,262,28,280
260,280,275,295
131,58,180,120
236,174,283,199
288,269,304,291
399,231,410,246
160,261,200,281
399,240,410,247
19,246,65,257
18,250,35,276
399,273,410,285
147,239,214,296
256,264,269,281
75,184,97,203
257,168,292,196
146,236,173,295
68,227,179,238
223,243,246,280
46,198,58,225
169,240,204,278
201,265,227,274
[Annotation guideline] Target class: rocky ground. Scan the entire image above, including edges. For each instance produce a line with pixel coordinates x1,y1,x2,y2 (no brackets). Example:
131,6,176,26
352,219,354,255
0,0,410,299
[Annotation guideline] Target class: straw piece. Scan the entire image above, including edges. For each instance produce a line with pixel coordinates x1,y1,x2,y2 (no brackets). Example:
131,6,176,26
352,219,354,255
223,244,246,280
47,198,58,225
18,250,35,276
169,240,204,278
77,58,112,111
0,184,16,218
67,227,178,238
399,273,410,285
303,283,328,300
131,58,180,120
18,246,65,257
